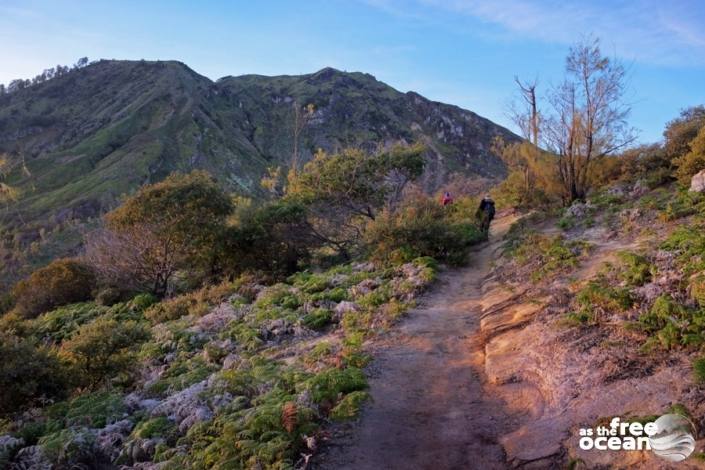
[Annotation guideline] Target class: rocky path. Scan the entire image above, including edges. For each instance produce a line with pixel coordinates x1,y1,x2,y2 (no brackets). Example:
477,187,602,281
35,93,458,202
314,215,517,470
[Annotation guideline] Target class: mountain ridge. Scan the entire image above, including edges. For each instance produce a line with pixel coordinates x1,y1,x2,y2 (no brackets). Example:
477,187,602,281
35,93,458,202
0,59,519,289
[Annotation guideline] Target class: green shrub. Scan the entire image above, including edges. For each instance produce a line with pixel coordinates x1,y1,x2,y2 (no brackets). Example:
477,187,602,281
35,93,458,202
575,278,633,319
144,296,191,324
661,225,705,275
47,391,126,428
616,251,653,286
330,391,370,420
0,334,71,414
129,293,159,311
94,287,123,306
307,367,367,404
693,357,705,384
12,258,95,318
637,295,705,350
27,302,107,343
311,287,348,303
690,274,705,308
302,308,333,330
510,233,590,281
365,196,483,266
60,318,149,388
133,417,176,439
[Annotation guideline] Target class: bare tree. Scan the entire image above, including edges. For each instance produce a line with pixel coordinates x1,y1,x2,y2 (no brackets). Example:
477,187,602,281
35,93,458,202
510,76,540,146
543,37,634,203
84,224,178,296
291,102,315,172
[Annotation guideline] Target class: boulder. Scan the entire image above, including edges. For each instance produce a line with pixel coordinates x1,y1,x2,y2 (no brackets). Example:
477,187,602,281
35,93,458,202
122,437,164,463
260,319,294,341
334,301,360,320
630,179,649,197
0,435,24,467
95,419,133,463
151,380,213,433
564,200,595,219
349,278,380,297
690,169,705,193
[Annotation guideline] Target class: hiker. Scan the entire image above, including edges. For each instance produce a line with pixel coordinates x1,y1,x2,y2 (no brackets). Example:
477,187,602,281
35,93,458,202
476,194,495,234
441,191,453,206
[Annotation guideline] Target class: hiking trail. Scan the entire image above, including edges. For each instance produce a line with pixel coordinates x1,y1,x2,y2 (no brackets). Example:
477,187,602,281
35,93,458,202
314,214,518,469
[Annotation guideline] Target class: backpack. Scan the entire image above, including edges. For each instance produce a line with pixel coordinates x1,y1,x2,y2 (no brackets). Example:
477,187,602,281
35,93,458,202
486,200,496,219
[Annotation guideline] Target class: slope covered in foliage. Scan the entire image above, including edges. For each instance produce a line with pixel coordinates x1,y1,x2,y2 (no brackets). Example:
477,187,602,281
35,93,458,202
0,60,516,289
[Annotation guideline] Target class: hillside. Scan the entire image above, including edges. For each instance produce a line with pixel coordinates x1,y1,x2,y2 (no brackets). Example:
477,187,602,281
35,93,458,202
0,60,516,290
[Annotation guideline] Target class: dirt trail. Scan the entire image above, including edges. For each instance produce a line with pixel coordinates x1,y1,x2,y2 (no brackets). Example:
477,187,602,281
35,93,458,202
315,215,517,470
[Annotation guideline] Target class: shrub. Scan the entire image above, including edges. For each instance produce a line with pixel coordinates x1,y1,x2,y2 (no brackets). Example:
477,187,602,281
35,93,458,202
47,391,126,428
94,287,123,306
616,251,653,286
302,308,333,330
60,318,149,388
86,171,233,296
132,417,176,439
307,367,367,404
575,277,633,321
509,233,590,281
12,258,95,318
330,390,370,420
144,296,191,324
693,357,705,384
690,274,705,308
129,293,159,311
661,225,705,276
674,125,705,184
0,334,71,414
365,196,483,265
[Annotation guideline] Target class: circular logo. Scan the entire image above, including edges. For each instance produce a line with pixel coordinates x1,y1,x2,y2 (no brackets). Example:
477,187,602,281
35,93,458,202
648,414,696,462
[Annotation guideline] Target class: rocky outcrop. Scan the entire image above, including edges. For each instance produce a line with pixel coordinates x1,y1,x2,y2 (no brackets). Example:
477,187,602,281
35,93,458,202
690,169,705,193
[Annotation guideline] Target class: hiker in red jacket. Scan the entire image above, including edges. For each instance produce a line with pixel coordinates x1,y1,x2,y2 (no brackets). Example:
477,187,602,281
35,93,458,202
441,191,453,206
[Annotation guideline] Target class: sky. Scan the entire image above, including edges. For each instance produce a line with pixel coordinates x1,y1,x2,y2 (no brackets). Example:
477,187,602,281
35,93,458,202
1,0,704,143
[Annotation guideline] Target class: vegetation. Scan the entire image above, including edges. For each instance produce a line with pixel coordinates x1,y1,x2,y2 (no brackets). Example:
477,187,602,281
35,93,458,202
11,258,95,318
0,334,71,413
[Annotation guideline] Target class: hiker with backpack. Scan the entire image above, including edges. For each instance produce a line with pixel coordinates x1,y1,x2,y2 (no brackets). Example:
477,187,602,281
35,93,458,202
441,191,453,207
476,195,495,235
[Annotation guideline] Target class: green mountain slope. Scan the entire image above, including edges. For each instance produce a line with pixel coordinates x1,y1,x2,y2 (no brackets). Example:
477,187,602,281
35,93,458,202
0,60,518,289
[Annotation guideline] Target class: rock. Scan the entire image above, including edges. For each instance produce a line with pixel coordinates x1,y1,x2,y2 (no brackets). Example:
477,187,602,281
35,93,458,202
95,419,133,463
0,435,24,466
606,185,626,196
124,393,161,414
11,445,52,470
352,261,375,272
329,273,349,286
630,179,649,197
207,393,234,413
221,353,240,370
633,282,663,303
260,319,294,341
334,301,360,320
123,437,164,463
192,302,243,334
349,278,380,297
565,200,595,219
151,380,213,433
690,169,705,193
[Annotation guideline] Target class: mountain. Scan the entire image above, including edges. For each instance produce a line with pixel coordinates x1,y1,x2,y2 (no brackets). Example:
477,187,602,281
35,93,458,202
0,60,518,289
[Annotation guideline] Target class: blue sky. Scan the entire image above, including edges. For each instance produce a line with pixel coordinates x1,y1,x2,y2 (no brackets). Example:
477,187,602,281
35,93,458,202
1,0,703,143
